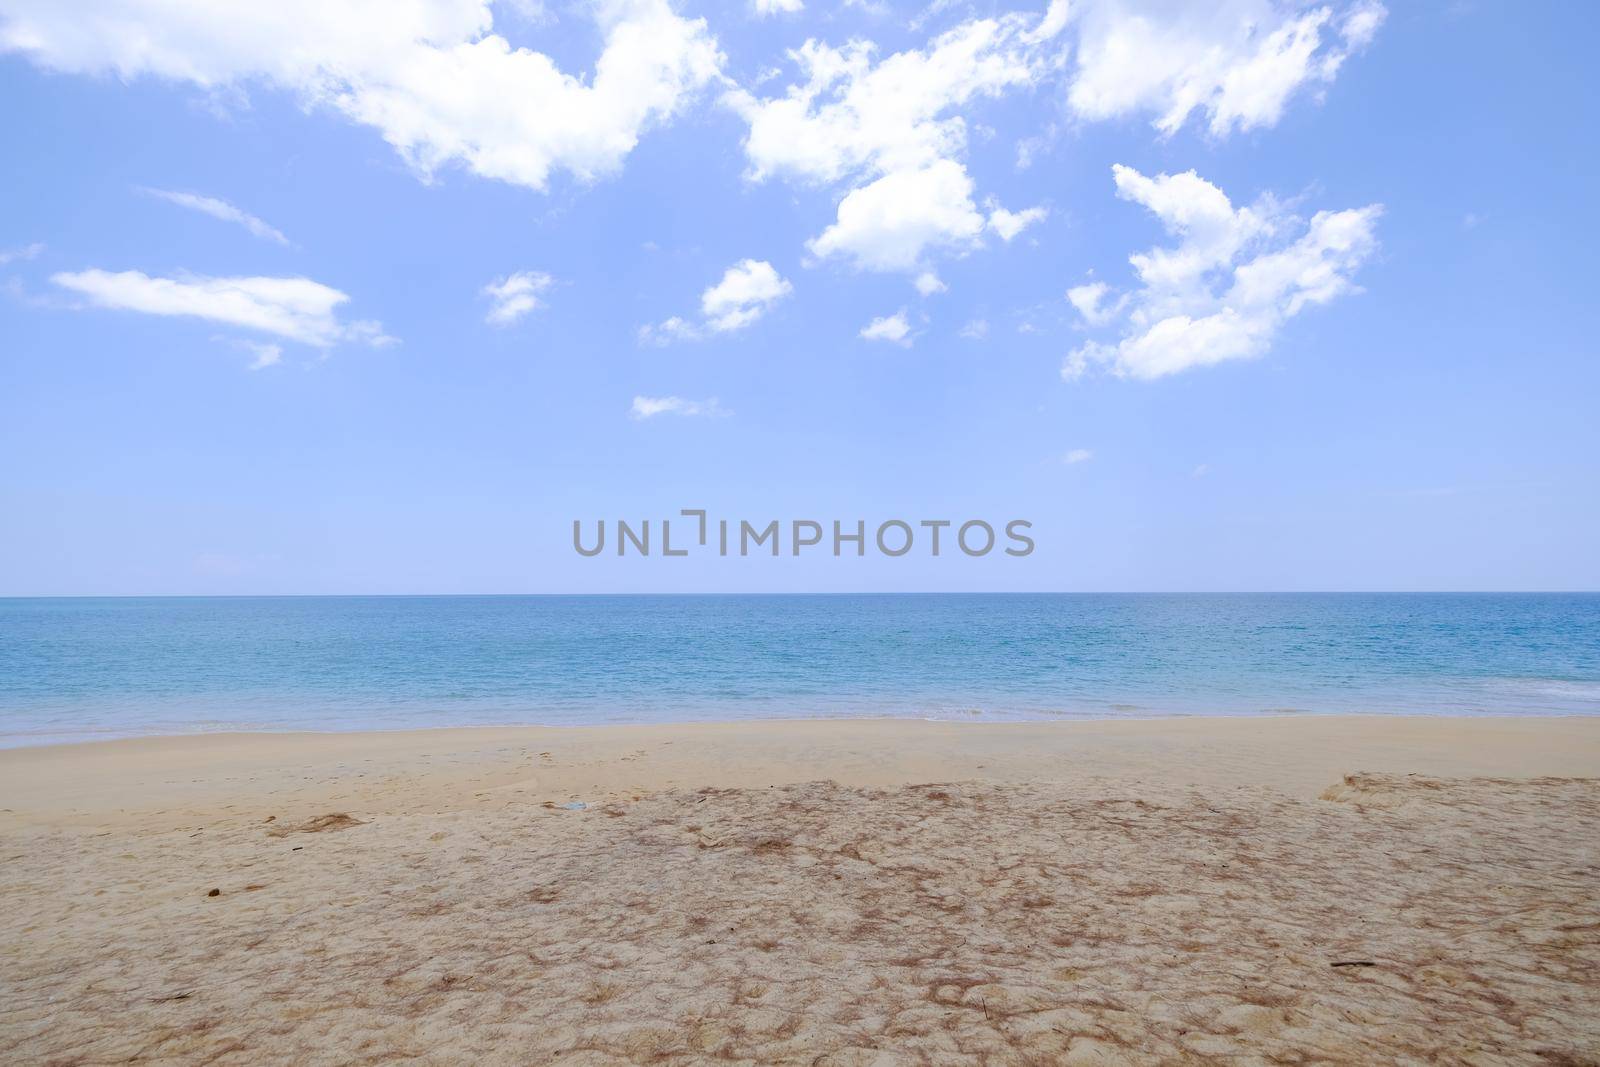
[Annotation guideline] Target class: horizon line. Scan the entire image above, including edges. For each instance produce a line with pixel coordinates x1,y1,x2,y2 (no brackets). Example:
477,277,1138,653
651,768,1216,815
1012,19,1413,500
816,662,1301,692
4,590,1599,600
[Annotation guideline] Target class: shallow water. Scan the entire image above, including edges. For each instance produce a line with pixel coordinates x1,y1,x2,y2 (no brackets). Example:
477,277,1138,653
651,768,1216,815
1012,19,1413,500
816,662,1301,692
1,593,1598,745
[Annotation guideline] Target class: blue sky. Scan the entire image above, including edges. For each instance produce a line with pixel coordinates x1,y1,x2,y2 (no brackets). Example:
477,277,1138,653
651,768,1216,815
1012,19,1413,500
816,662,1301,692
1,0,1596,595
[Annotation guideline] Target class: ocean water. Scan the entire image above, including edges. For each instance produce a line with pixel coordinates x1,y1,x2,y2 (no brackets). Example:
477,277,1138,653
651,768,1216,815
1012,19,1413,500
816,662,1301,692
1,593,1598,747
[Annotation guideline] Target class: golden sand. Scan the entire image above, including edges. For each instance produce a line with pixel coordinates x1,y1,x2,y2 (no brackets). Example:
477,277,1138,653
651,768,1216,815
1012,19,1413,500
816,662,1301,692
3,716,1598,1064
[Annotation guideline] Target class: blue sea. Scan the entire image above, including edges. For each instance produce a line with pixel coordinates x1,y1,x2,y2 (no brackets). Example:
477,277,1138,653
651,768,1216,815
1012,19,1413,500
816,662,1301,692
1,594,1598,747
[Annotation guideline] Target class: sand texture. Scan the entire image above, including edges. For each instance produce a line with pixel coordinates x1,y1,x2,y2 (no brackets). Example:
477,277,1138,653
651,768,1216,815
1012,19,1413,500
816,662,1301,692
3,717,1599,1065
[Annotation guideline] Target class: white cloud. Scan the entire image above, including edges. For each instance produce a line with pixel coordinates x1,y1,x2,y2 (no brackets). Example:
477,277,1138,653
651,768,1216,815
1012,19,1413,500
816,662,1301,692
242,340,282,370
0,0,723,192
808,160,985,272
1066,280,1126,327
1066,0,1386,137
141,188,288,244
987,203,1047,241
959,317,989,339
642,259,792,343
50,268,393,348
914,271,947,296
1026,0,1072,43
701,259,793,332
1063,165,1380,381
727,17,1047,185
726,7,1066,276
1063,448,1093,464
1340,1,1386,48
859,309,912,345
907,0,960,32
630,395,728,419
482,270,552,326
637,316,698,346
1110,164,1272,302
744,2,1381,290
0,241,43,265
1192,463,1210,477
752,0,803,15
499,0,549,22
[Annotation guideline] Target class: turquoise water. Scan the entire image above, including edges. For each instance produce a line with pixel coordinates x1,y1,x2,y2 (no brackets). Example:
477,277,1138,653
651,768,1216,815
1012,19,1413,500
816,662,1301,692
1,594,1598,746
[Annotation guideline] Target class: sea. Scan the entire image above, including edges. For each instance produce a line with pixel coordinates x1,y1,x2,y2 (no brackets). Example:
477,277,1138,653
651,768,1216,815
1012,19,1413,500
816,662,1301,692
1,593,1598,747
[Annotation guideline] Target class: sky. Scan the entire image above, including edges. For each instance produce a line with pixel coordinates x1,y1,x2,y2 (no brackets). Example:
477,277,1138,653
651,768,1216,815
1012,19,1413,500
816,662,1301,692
0,0,1596,595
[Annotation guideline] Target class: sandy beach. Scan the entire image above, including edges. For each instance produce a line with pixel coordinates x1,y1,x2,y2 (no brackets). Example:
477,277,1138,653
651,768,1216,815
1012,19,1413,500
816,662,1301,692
4,715,1599,1064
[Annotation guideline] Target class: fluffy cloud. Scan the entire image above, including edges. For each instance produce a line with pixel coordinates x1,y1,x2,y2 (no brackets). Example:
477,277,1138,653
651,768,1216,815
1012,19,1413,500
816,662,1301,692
0,0,723,192
727,8,1065,279
482,270,553,326
727,18,1044,184
859,310,912,346
1065,281,1126,326
1063,165,1379,381
701,259,793,331
987,203,1047,241
1063,448,1093,464
807,160,985,272
642,259,792,343
51,269,393,348
722,1,1381,286
630,395,728,419
752,0,803,15
141,188,288,244
1066,0,1386,137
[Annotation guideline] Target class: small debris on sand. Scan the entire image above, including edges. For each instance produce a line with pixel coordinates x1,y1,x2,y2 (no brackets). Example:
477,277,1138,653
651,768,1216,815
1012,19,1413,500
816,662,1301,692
265,813,364,838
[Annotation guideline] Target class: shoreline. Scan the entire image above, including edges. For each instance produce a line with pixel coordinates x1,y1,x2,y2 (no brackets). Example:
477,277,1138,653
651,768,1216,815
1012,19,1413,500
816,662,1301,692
5,713,1599,827
13,708,1600,744
7,705,1598,747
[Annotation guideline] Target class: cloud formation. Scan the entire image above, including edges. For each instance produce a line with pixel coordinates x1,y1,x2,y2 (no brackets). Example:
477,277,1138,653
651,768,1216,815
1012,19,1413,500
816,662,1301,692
701,259,794,331
642,259,792,343
1063,165,1380,381
1066,281,1125,327
141,188,289,244
0,0,724,192
51,268,393,349
724,0,1381,289
727,8,1064,278
3,0,1390,366
988,203,1047,241
859,310,912,346
482,270,553,326
630,395,729,419
807,160,985,272
1066,0,1386,137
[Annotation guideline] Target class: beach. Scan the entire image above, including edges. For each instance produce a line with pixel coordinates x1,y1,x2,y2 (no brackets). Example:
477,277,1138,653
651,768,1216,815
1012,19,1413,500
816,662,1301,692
3,716,1599,1064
